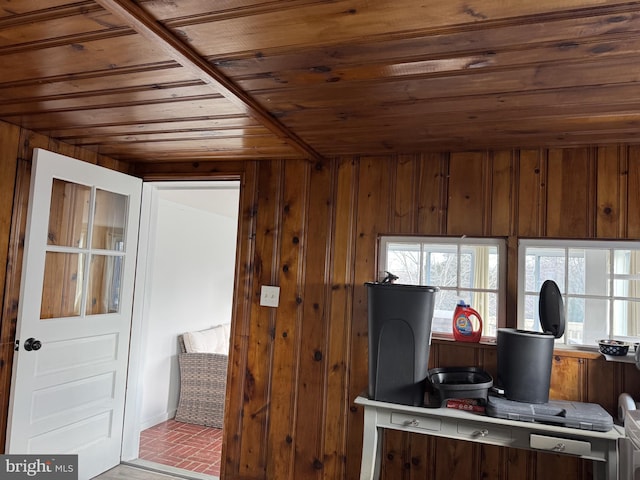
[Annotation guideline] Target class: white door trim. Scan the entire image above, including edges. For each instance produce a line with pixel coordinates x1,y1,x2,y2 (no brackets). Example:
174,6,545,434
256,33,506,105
121,180,240,462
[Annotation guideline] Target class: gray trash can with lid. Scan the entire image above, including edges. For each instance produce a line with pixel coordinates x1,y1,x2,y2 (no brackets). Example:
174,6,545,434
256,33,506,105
366,282,438,406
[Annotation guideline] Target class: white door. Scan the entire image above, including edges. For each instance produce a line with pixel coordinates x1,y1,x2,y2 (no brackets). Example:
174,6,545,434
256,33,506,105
6,148,142,480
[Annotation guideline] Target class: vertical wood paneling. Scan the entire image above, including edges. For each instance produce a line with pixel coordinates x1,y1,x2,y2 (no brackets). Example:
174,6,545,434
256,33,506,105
392,154,418,233
435,342,479,368
223,160,256,479
0,121,20,343
239,160,282,477
266,159,308,480
447,152,486,235
434,437,474,479
380,430,407,479
535,452,584,480
595,146,623,238
480,444,504,480
322,156,358,480
348,156,391,480
586,357,618,416
506,448,533,479
517,149,545,237
293,158,331,479
549,355,584,401
4,127,640,480
416,153,447,235
621,362,640,402
627,146,640,238
406,434,435,480
546,148,591,238
490,150,515,236
0,154,24,454
0,129,48,452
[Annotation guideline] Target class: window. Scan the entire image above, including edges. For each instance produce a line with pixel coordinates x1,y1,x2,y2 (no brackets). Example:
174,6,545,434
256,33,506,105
518,239,640,346
379,236,506,338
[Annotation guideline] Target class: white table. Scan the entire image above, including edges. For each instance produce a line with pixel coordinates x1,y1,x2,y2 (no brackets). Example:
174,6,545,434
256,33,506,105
355,395,624,480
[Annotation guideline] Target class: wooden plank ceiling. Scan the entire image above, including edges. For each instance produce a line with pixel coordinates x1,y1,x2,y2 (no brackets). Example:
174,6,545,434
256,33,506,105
1,0,640,163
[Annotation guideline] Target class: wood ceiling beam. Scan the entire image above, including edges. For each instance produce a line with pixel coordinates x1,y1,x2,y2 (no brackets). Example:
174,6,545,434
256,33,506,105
93,0,324,161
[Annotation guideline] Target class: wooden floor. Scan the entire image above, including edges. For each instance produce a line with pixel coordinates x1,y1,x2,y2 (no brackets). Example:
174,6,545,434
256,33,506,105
93,464,213,480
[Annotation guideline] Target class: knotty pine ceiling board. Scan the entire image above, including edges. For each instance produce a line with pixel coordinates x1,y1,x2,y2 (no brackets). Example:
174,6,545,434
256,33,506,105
45,117,262,140
0,0,74,18
2,0,640,162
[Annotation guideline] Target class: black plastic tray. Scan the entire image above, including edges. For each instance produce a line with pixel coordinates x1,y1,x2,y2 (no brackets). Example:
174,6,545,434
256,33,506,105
486,395,613,431
428,367,493,404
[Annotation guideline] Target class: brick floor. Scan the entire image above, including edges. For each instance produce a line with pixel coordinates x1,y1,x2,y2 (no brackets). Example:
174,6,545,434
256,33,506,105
139,419,222,477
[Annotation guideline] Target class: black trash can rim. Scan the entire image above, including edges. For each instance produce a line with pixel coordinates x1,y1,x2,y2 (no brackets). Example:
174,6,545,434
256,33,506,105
365,282,439,292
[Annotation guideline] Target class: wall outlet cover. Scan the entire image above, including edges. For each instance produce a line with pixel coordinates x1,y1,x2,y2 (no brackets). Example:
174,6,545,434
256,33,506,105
260,285,280,307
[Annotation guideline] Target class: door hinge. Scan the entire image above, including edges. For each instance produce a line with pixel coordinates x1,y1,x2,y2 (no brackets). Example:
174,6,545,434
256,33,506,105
14,339,19,351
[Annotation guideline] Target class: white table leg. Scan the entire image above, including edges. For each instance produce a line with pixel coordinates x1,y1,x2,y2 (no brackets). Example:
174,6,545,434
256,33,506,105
592,439,618,480
360,406,382,480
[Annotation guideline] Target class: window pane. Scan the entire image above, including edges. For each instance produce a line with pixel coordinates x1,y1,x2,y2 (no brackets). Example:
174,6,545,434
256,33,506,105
460,252,472,288
41,252,84,319
386,243,420,284
47,179,90,248
86,254,124,315
614,278,640,297
583,249,609,296
487,247,499,289
469,291,497,337
612,299,640,337
565,297,585,344
582,298,609,344
434,288,459,315
425,246,457,286
523,293,538,330
524,249,565,293
567,249,586,295
538,254,565,290
92,189,128,250
614,250,637,275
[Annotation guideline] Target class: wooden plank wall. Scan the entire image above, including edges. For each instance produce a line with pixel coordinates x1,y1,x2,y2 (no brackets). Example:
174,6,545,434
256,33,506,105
3,122,640,479
138,147,640,480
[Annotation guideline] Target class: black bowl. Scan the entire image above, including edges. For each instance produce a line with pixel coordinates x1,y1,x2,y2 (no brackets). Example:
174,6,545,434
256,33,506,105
598,339,629,356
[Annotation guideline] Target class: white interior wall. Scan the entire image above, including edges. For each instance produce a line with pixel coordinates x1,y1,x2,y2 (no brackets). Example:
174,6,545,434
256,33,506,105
138,185,239,429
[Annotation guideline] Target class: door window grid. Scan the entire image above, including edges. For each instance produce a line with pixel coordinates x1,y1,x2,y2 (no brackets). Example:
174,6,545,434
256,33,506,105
42,180,128,319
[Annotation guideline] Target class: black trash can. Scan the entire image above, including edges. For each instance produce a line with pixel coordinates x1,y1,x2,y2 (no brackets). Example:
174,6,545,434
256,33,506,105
497,280,565,404
366,282,438,406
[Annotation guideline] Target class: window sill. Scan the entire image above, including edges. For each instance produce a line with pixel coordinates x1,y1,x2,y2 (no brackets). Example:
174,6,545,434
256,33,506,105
553,344,639,363
432,335,639,363
600,352,638,363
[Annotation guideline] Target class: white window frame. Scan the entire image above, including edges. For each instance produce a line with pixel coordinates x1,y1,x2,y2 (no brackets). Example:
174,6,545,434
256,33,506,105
518,238,640,347
378,236,506,339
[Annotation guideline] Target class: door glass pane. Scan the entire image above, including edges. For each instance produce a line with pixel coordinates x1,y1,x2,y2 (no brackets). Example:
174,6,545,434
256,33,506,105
47,179,90,247
86,254,123,315
41,252,84,319
92,189,128,250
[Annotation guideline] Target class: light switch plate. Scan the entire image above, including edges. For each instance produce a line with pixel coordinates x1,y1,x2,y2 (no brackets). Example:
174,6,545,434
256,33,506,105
260,285,280,307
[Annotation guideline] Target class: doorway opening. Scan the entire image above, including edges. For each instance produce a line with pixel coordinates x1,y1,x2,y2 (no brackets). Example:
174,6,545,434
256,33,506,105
122,181,240,480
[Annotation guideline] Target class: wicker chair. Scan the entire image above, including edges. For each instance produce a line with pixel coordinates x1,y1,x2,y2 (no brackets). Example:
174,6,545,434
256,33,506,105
175,335,228,428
